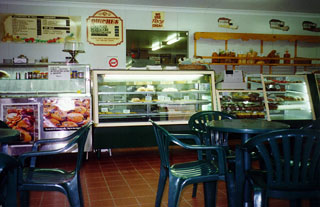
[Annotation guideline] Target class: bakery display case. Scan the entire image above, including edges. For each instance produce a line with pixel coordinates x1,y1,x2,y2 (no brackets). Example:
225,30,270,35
216,90,266,119
0,64,92,155
262,75,315,120
92,70,216,127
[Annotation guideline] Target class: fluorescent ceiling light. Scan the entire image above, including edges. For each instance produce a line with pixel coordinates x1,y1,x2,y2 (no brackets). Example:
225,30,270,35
151,42,161,51
167,37,180,45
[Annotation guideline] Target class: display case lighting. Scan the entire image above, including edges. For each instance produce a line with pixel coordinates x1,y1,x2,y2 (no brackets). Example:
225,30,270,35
103,74,203,81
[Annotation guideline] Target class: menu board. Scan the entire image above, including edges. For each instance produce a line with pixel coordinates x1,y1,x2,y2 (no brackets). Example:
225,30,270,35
87,10,123,46
1,14,81,43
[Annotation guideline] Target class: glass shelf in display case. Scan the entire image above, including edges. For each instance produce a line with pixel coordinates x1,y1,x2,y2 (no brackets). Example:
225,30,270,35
262,74,315,120
92,70,216,127
0,64,90,97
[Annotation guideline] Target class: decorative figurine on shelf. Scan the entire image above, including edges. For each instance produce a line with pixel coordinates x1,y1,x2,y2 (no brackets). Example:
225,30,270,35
63,41,84,63
269,19,289,31
302,21,320,32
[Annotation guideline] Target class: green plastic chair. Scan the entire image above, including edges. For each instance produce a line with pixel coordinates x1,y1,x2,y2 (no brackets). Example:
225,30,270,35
0,152,19,207
188,111,236,146
18,122,92,207
151,120,234,207
188,111,236,198
240,129,320,207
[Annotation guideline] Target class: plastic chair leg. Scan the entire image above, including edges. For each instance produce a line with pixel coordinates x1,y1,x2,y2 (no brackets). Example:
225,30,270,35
289,199,302,207
253,188,266,207
225,171,236,207
168,177,183,207
192,183,198,197
65,177,83,207
19,190,30,207
203,181,217,207
155,167,168,207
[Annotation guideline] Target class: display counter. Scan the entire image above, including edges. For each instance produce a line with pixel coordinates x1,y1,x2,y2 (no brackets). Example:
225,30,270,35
0,64,92,155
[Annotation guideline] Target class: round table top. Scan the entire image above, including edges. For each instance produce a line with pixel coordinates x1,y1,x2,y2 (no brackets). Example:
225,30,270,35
206,119,290,134
0,128,20,143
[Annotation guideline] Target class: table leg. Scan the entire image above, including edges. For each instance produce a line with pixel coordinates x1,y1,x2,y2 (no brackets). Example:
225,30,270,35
242,133,252,207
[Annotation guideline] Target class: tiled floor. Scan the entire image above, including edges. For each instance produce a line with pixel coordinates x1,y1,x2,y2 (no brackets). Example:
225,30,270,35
26,146,304,207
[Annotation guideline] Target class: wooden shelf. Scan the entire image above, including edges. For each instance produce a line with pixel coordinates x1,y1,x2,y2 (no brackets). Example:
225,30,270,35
193,32,320,74
194,32,320,43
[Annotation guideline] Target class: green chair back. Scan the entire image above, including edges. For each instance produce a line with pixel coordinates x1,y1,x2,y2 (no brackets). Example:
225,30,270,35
244,129,320,190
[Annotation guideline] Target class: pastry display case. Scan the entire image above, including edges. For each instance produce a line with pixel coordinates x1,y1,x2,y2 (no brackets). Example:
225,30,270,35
92,70,216,127
217,74,316,121
216,90,266,119
0,64,92,155
262,74,315,120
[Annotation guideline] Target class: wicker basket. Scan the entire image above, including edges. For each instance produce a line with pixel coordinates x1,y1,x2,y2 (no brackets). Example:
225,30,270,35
178,64,207,70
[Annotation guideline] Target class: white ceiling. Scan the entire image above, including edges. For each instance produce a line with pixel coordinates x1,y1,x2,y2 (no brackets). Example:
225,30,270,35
22,0,320,14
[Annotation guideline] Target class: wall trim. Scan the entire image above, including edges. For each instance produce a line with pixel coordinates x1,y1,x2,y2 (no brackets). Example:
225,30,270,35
1,0,320,18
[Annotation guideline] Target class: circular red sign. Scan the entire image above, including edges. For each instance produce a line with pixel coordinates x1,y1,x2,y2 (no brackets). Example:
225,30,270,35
109,58,118,68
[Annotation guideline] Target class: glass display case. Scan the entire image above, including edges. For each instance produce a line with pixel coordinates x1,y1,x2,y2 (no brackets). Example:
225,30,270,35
0,64,92,155
262,75,315,120
0,64,90,96
216,90,266,119
92,70,215,127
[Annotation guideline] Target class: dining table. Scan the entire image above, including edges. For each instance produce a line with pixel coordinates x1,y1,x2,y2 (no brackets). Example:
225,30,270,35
0,128,20,153
206,119,290,207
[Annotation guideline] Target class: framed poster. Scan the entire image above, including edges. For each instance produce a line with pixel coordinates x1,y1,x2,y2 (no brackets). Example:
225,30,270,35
1,103,40,142
0,13,81,43
43,98,91,131
87,9,123,46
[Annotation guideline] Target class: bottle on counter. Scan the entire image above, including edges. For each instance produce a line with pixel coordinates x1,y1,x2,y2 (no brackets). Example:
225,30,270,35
283,49,291,64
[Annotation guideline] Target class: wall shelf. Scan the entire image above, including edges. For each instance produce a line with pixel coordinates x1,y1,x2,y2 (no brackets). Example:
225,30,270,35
194,32,320,74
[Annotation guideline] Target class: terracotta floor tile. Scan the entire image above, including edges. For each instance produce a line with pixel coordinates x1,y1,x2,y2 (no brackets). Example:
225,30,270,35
111,189,135,199
113,197,139,206
90,199,115,207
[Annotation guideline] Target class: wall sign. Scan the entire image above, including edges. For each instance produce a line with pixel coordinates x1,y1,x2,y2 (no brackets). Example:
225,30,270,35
152,11,164,28
107,56,119,68
0,14,81,43
87,10,123,46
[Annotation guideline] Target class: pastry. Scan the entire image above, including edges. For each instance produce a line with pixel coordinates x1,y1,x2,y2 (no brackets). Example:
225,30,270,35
61,121,78,127
67,112,84,123
131,98,140,102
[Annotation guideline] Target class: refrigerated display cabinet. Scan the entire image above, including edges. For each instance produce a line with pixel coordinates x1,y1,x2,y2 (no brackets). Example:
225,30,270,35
262,74,315,120
217,74,316,121
0,64,92,155
92,70,216,127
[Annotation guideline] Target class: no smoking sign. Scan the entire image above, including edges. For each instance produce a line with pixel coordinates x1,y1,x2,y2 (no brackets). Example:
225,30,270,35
107,57,119,68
